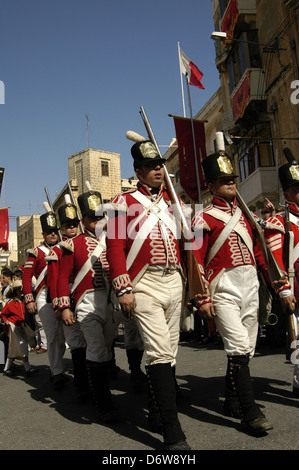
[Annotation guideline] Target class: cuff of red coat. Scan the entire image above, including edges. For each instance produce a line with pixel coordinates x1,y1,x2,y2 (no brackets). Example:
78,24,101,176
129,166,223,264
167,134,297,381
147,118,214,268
58,296,71,310
276,281,292,297
112,274,133,295
278,288,292,298
24,293,34,304
195,296,212,307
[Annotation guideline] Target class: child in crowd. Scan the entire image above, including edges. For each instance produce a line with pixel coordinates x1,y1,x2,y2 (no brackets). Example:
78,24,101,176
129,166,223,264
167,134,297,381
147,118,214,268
0,279,38,377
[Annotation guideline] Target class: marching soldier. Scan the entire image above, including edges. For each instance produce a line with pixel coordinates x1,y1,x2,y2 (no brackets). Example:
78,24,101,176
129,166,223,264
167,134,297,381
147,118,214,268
22,204,66,390
106,136,191,450
263,149,299,397
46,195,89,401
57,186,122,422
192,148,273,435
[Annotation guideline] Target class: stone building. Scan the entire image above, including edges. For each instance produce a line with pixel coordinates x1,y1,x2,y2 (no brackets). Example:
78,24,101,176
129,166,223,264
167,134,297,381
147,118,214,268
17,214,43,267
52,148,122,219
210,0,299,211
67,148,121,204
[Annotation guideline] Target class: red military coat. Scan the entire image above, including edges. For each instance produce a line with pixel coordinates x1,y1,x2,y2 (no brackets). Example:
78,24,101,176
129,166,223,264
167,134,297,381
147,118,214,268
22,243,53,304
57,231,108,311
106,182,188,295
46,241,66,309
192,196,268,299
264,201,299,301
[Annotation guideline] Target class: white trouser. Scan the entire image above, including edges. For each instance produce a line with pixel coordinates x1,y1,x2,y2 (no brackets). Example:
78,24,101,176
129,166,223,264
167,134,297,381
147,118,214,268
63,322,86,351
212,265,259,357
33,313,47,349
37,289,65,375
76,290,122,363
132,269,183,367
123,316,144,350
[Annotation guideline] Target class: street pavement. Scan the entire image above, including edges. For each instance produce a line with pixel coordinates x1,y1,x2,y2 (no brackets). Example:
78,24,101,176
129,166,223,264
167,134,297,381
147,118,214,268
0,329,298,454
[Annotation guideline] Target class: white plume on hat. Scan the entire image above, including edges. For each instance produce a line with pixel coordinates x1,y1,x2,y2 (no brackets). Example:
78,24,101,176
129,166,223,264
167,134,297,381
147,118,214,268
43,201,51,213
64,194,72,204
126,131,146,143
85,181,93,191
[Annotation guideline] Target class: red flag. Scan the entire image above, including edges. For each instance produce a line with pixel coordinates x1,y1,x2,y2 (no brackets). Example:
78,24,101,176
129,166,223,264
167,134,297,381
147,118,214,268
173,116,207,201
179,47,205,89
0,208,9,251
221,0,239,45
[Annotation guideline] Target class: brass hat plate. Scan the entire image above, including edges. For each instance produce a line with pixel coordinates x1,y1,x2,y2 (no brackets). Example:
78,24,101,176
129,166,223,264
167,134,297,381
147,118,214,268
217,155,234,174
139,142,159,159
87,194,101,210
65,206,77,219
289,164,299,181
46,213,56,227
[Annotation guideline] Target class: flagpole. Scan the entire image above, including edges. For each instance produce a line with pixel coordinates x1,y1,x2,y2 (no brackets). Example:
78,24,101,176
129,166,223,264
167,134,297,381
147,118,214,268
177,43,186,118
185,76,202,204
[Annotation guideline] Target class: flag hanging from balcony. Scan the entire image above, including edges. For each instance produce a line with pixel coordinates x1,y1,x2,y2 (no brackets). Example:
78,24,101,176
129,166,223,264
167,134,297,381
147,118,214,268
178,47,205,89
0,207,9,251
231,71,250,120
172,115,207,201
221,0,239,45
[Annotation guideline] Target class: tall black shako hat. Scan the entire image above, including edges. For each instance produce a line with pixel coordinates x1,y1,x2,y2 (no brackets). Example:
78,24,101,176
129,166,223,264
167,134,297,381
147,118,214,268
58,194,79,226
278,148,299,191
40,202,58,232
202,152,237,183
202,131,237,183
77,181,103,218
126,131,166,170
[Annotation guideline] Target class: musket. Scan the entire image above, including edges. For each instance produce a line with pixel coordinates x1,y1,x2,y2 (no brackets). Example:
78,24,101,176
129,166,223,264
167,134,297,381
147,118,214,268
138,106,206,299
283,203,299,360
67,181,85,233
236,189,285,282
44,186,62,241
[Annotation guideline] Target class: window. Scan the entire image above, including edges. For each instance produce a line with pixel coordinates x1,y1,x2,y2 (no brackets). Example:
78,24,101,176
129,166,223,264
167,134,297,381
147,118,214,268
227,30,262,93
101,161,109,177
238,122,275,182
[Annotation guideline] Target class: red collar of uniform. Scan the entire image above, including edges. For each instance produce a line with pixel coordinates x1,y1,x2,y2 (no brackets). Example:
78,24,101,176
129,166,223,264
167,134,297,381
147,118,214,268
137,181,168,200
43,241,57,249
285,200,299,217
84,229,97,239
212,195,238,213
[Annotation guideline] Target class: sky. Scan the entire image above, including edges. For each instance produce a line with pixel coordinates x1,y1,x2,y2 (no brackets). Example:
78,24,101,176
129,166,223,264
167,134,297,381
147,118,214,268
0,0,221,231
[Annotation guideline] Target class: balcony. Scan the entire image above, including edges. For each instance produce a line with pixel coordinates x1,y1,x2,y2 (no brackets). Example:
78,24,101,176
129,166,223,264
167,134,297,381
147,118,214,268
231,68,266,121
238,166,278,209
221,0,256,33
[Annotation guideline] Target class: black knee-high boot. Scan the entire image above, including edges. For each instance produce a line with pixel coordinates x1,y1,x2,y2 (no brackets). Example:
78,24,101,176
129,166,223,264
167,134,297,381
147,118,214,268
228,355,273,434
126,348,146,392
71,348,89,401
147,380,162,433
146,362,190,450
223,356,241,418
171,365,184,404
86,360,120,423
